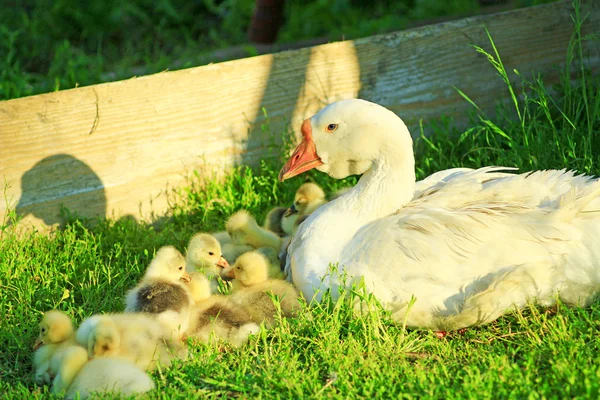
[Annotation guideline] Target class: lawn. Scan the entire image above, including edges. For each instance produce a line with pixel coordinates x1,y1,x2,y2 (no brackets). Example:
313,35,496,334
1,0,600,399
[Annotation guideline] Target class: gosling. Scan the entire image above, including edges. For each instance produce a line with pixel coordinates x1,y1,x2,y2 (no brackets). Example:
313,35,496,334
264,183,326,237
283,182,326,234
76,313,187,371
51,345,154,400
33,310,77,385
227,251,300,327
185,233,232,292
125,245,193,337
226,210,281,250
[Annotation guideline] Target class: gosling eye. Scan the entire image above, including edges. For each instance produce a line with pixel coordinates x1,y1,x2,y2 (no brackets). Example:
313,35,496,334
41,328,46,334
325,123,338,133
178,266,183,270
208,252,214,256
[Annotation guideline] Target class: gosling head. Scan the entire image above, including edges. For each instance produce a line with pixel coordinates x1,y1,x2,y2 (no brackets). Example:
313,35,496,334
186,233,230,277
89,317,120,358
145,245,190,283
34,311,74,350
226,251,269,286
284,182,326,217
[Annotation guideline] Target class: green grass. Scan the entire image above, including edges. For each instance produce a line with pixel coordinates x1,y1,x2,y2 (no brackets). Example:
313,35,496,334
0,0,556,101
1,2,600,399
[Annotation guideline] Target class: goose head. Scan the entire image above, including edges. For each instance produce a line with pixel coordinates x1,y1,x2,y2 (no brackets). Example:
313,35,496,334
145,245,190,283
279,99,413,181
186,233,230,277
225,251,269,286
34,310,74,350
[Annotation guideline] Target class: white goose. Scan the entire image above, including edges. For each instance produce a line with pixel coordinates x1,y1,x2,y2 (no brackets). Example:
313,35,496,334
279,99,600,331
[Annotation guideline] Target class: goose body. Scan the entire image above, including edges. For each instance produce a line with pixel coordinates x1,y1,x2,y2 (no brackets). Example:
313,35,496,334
280,99,600,330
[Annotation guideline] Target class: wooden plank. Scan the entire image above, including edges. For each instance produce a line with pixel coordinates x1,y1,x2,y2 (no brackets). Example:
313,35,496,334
1,0,598,230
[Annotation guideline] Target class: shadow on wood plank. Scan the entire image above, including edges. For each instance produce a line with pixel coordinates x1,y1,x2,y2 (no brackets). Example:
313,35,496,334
15,154,107,228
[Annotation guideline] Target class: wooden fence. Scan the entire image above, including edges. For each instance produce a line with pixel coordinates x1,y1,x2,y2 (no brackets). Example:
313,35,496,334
1,0,598,230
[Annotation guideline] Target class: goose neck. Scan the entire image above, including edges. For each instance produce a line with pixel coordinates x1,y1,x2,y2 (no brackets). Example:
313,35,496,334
349,147,415,220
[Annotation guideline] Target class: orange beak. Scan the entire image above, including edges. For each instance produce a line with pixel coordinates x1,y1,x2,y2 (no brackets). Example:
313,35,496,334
216,256,229,269
180,271,191,283
33,338,43,351
279,119,323,182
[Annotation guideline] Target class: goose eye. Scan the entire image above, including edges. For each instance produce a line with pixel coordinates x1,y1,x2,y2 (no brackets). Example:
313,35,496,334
325,123,338,133
208,252,214,256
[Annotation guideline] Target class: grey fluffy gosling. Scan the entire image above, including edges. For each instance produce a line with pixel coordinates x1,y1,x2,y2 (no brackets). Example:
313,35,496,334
125,246,193,337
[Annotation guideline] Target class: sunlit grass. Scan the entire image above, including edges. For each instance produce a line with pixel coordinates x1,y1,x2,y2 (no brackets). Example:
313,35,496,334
1,2,599,398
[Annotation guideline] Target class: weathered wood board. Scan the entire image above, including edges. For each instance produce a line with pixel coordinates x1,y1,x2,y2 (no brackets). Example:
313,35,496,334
1,0,598,230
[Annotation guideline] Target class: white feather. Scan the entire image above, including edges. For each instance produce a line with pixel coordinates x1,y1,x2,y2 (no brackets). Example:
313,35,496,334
285,99,600,330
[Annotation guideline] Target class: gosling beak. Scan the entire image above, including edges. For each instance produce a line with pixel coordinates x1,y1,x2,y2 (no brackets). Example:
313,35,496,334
283,203,298,218
225,267,236,279
180,271,191,283
279,119,323,182
33,338,43,351
216,256,230,269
